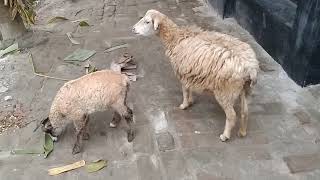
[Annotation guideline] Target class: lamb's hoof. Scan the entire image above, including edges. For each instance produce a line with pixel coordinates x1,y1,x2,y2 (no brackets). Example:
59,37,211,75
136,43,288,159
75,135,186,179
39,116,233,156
72,144,81,155
83,133,90,140
109,122,117,128
179,103,189,110
49,134,58,142
127,130,135,142
52,136,58,142
219,134,230,142
237,130,247,137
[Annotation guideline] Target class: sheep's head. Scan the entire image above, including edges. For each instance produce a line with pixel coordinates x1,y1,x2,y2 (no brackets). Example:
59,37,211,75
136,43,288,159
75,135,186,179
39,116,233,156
132,9,163,36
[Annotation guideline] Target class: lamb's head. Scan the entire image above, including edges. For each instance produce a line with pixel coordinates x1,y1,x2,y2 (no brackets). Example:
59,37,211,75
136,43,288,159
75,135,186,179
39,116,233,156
41,117,58,141
41,117,52,133
132,9,163,36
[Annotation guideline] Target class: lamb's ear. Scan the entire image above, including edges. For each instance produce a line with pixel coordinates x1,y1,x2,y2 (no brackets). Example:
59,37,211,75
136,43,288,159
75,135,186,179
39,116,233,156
153,17,160,31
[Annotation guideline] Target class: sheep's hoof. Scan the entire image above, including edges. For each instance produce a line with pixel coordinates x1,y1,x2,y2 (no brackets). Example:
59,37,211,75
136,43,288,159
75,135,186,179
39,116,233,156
219,134,230,142
237,129,247,137
179,103,189,110
83,133,90,140
72,144,81,155
127,130,135,142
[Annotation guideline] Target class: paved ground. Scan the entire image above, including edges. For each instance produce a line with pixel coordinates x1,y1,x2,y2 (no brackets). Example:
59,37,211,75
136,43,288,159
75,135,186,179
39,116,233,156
0,0,320,179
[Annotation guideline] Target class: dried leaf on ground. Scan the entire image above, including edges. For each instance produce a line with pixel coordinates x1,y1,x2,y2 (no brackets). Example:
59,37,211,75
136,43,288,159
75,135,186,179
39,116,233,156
44,133,54,158
11,149,42,155
85,160,107,173
110,53,137,81
123,72,137,81
104,44,129,53
48,160,86,175
66,32,80,45
71,19,89,23
47,16,69,24
79,21,90,27
64,49,96,62
84,63,98,74
0,42,19,57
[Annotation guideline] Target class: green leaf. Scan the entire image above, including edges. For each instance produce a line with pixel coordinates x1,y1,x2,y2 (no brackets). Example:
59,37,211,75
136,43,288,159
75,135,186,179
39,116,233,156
79,21,89,27
85,160,107,173
0,42,19,57
11,149,43,155
43,133,54,158
64,49,96,62
47,16,69,24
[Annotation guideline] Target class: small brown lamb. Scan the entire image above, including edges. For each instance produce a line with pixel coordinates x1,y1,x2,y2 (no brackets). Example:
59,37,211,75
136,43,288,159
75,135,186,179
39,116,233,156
41,70,134,154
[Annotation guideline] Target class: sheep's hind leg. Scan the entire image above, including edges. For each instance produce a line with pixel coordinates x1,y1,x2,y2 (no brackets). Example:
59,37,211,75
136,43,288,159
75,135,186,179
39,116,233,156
238,90,248,137
214,90,237,142
110,111,121,128
179,85,193,110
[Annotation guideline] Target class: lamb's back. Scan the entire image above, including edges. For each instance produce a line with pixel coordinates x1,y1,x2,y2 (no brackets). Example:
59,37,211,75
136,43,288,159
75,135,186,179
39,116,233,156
52,70,128,115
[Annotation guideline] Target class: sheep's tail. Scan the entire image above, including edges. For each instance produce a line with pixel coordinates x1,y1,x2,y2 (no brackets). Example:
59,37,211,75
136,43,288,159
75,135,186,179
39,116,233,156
244,68,258,95
249,68,258,88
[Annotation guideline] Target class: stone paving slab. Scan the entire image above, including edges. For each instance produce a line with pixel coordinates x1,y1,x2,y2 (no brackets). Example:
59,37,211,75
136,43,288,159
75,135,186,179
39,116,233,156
284,153,320,173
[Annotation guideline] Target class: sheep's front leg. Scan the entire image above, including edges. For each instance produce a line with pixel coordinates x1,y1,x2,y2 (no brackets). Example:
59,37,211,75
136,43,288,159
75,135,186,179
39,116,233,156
72,114,88,154
179,85,193,110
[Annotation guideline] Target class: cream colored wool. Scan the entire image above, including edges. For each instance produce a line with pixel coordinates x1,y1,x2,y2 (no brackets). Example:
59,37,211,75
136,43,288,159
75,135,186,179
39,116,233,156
42,70,134,154
133,10,259,141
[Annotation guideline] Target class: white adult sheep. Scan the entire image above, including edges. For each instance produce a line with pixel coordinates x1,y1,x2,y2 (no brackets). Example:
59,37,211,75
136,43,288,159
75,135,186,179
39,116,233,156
41,70,135,154
132,10,259,141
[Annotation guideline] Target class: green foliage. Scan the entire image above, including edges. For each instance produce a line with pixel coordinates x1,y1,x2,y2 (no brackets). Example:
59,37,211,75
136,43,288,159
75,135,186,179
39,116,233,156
4,0,36,25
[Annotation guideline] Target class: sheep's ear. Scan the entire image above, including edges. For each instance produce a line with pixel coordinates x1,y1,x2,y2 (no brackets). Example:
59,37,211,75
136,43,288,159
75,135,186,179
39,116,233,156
153,17,159,31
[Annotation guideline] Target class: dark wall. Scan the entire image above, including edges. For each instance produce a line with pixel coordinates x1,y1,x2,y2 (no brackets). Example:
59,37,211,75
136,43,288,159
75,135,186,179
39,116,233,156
208,0,320,86
287,0,320,85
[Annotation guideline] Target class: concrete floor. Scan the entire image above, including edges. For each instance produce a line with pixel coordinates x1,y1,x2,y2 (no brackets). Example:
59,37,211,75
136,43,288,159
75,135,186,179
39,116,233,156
0,0,320,179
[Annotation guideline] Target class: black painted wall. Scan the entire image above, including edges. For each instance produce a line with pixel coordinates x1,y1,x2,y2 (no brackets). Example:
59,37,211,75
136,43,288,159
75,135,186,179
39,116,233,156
208,0,320,86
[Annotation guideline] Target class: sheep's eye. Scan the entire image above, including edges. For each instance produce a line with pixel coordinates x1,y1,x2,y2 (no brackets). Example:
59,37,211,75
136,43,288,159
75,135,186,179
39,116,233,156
146,21,150,24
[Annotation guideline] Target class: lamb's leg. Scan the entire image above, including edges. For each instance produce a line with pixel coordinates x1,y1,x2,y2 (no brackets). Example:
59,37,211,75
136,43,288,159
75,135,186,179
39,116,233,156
123,107,135,142
180,85,192,110
214,90,237,142
238,90,248,137
83,115,90,140
72,114,88,154
110,111,121,128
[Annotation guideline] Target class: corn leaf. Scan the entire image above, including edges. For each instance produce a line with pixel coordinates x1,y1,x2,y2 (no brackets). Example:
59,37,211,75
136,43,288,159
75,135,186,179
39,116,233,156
43,133,54,158
5,0,36,25
85,160,107,173
47,16,68,24
0,42,19,57
11,149,43,155
79,21,89,27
